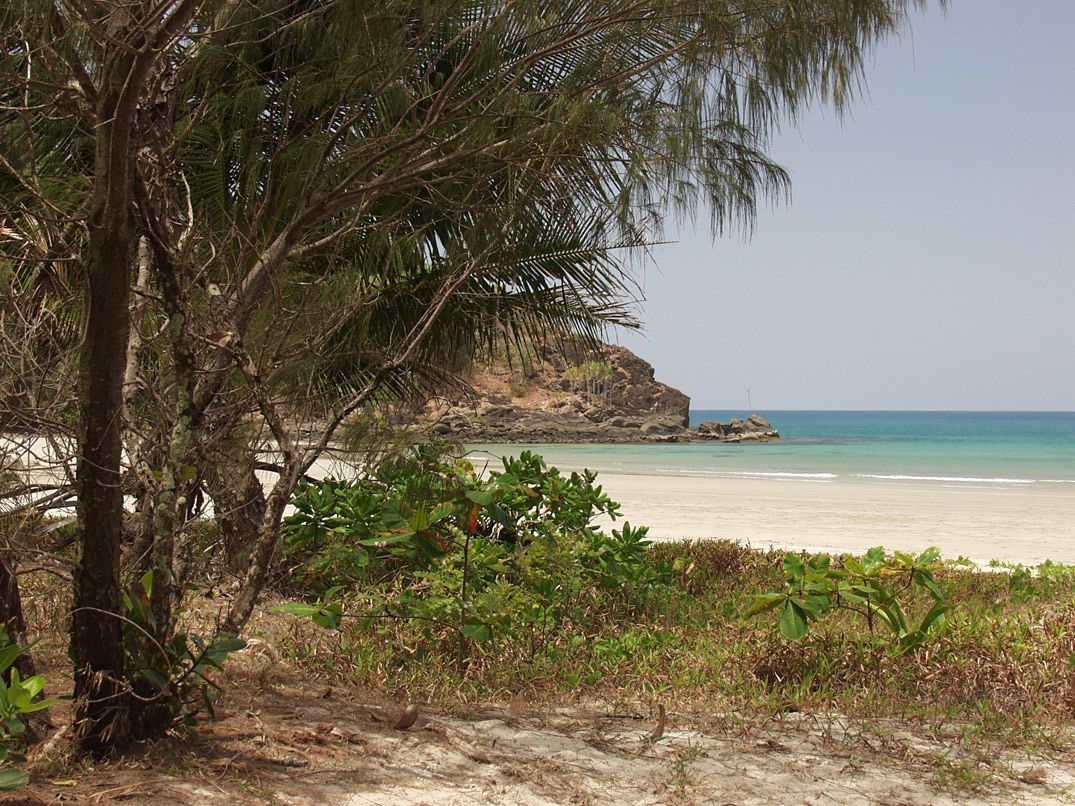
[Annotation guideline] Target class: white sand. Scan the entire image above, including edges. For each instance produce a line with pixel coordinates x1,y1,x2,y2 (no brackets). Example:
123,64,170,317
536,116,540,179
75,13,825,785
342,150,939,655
591,473,1075,566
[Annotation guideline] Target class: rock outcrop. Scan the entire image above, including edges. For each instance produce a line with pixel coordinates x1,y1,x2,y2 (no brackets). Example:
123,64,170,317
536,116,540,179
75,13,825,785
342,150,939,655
416,341,777,444
689,414,780,443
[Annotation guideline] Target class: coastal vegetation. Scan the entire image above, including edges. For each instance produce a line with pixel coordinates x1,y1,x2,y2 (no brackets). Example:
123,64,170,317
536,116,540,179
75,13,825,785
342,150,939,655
0,0,948,759
268,462,1075,797
271,450,1073,740
2,446,1075,799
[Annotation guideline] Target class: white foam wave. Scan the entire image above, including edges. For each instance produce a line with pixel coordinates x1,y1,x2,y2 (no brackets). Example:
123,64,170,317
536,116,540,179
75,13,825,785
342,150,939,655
733,471,839,480
856,473,1036,485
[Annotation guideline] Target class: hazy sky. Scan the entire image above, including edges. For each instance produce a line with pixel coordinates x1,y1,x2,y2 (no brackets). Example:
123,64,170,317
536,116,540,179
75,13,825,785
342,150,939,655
614,0,1075,412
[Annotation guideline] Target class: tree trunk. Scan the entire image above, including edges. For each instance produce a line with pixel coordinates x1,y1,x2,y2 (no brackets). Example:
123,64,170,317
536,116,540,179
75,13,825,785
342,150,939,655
73,213,133,753
0,551,36,682
0,551,51,741
218,464,298,638
204,459,267,571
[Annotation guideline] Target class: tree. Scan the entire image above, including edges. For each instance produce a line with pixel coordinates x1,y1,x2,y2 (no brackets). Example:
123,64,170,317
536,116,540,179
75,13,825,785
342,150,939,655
1,0,939,753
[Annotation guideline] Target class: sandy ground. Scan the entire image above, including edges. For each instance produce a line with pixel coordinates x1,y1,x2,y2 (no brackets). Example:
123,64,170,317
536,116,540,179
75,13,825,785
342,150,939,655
23,653,1075,806
589,473,1075,566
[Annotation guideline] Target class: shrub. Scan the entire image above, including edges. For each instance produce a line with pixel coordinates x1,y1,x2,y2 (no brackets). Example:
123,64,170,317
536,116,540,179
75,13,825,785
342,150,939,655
746,546,949,655
0,629,53,791
280,448,675,660
121,572,246,730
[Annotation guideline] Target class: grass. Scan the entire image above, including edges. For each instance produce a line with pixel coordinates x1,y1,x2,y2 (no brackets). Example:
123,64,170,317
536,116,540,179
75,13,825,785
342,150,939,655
276,539,1075,781
12,524,1075,797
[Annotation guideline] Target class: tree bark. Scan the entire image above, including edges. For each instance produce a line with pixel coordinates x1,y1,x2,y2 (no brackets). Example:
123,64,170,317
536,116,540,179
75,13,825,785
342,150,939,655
203,459,267,570
0,550,36,683
73,207,133,753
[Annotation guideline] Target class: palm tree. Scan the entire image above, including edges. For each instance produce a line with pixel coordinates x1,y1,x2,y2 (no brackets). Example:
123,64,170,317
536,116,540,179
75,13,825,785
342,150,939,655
2,0,939,752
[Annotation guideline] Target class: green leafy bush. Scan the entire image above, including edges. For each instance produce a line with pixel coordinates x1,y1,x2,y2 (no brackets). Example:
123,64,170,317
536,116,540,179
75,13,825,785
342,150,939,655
281,448,674,657
0,629,53,791
122,572,246,727
746,546,949,654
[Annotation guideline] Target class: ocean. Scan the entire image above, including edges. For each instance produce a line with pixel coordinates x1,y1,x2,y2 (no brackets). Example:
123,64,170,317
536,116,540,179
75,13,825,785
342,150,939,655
468,411,1075,490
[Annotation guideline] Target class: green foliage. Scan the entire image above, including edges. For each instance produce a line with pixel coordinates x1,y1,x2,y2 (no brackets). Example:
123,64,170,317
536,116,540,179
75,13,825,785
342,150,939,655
746,546,949,654
281,448,674,657
122,573,246,726
991,559,1075,602
0,628,53,791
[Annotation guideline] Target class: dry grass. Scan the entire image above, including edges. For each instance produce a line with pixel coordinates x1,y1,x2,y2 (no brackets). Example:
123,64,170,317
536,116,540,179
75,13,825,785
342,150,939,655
9,538,1075,802
272,540,1075,762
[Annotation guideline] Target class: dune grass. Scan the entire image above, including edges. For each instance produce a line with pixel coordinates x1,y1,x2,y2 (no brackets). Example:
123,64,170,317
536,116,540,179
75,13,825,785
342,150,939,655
274,538,1075,768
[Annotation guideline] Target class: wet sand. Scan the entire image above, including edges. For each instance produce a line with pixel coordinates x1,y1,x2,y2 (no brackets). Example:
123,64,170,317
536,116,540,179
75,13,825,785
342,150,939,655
591,473,1075,565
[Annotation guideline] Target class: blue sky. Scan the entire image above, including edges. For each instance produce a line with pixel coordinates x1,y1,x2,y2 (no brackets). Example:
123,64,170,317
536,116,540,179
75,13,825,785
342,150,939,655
615,0,1075,411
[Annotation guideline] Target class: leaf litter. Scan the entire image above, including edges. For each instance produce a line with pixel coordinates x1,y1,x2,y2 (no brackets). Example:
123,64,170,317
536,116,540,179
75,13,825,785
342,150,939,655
19,644,1075,806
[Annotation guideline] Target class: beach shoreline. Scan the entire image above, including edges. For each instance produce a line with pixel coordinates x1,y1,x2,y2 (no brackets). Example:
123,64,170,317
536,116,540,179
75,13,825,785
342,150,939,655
588,472,1075,566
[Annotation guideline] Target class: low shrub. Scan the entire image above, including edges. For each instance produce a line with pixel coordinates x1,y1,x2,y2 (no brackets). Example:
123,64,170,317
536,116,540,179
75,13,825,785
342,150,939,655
280,447,676,663
0,628,53,791
746,546,949,655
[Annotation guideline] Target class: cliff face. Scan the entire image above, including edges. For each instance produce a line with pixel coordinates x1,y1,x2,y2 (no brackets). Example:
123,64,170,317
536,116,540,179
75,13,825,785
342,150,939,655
420,340,692,442
418,339,778,443
599,344,691,425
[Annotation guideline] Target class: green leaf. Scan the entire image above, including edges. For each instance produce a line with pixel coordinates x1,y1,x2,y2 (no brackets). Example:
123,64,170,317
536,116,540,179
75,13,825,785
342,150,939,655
917,600,949,635
918,546,942,565
312,603,343,630
914,569,945,601
380,499,413,532
208,638,247,656
0,645,23,676
807,554,831,574
429,502,455,522
743,592,785,616
180,464,198,481
779,601,809,640
465,489,496,506
843,557,865,575
141,668,169,693
461,622,493,642
0,768,28,791
798,594,830,617
872,604,904,634
15,697,54,715
272,603,322,618
864,546,887,567
893,550,915,567
783,554,805,579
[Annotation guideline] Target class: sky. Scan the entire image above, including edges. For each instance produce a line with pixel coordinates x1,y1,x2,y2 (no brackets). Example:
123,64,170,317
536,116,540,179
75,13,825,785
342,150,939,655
613,0,1075,412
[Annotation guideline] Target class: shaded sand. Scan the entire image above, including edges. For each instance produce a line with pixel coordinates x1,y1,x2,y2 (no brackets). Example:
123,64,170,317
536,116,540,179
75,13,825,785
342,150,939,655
31,649,1073,806
590,474,1075,565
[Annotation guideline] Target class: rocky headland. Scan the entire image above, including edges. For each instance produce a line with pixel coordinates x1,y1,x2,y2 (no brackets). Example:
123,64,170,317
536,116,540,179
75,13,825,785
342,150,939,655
419,341,778,444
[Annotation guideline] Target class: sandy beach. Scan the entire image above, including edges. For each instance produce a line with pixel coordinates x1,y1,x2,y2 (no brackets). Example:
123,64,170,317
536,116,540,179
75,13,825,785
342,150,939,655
591,473,1075,566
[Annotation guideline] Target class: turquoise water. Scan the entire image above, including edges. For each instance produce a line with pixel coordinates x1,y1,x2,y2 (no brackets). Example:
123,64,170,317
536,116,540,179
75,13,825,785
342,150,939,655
468,411,1075,489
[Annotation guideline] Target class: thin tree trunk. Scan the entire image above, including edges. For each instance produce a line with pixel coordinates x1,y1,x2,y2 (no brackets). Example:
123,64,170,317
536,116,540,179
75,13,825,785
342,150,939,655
0,551,36,682
0,551,51,740
217,472,296,637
